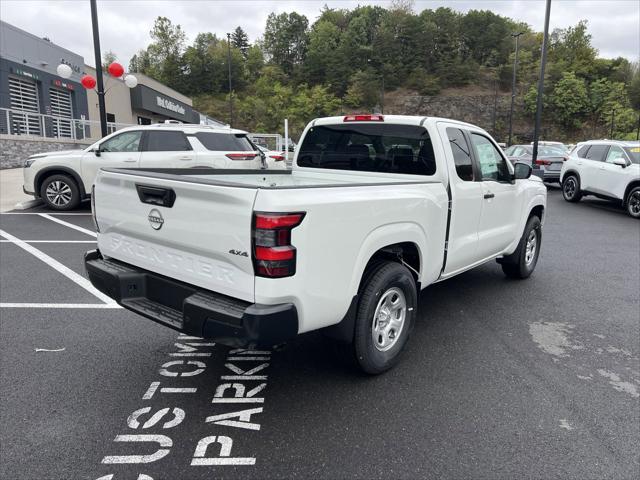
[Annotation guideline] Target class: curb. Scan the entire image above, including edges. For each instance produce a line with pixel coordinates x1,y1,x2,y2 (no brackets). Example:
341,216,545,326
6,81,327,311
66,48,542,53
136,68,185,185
13,199,43,210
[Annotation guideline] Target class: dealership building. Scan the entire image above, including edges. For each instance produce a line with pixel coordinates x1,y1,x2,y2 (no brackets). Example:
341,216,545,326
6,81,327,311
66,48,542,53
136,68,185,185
0,20,220,157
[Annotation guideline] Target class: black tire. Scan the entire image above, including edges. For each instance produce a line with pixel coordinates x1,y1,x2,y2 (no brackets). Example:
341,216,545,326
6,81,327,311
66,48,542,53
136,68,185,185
353,261,417,374
562,174,582,202
40,174,81,211
625,186,640,219
501,216,542,279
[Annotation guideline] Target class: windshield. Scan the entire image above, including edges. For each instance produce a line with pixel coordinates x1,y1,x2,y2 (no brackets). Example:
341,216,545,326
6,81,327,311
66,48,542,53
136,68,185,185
298,123,437,176
625,146,640,164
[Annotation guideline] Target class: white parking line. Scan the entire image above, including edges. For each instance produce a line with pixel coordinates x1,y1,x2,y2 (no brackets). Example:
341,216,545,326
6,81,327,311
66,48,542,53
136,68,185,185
0,228,116,306
0,303,120,309
38,213,97,237
0,212,91,215
0,240,96,243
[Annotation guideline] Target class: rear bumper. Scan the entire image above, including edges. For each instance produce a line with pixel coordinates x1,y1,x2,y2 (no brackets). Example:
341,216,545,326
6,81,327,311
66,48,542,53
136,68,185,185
84,250,298,348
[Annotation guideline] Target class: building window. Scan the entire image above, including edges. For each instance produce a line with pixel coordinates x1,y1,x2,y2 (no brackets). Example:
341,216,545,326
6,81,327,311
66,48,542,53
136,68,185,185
8,76,41,135
49,87,73,138
138,116,151,125
106,113,117,134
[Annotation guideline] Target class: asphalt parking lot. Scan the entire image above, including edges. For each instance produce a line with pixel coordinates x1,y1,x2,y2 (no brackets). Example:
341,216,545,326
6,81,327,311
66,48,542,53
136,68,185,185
0,188,638,480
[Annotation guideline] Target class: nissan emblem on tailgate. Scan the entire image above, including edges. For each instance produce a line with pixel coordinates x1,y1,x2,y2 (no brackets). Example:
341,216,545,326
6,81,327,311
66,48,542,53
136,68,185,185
148,209,164,230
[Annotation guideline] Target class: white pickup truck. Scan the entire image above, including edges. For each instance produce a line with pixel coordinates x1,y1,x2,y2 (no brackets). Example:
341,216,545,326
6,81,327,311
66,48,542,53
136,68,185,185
85,115,547,373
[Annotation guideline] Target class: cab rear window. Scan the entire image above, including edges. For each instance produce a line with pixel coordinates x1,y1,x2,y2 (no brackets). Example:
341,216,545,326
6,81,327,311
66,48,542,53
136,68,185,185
297,124,437,176
195,132,254,151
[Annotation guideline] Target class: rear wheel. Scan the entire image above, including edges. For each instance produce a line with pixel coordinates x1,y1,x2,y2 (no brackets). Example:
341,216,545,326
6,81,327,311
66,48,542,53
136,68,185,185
501,216,542,279
626,186,640,219
562,174,582,202
353,261,417,374
40,174,80,211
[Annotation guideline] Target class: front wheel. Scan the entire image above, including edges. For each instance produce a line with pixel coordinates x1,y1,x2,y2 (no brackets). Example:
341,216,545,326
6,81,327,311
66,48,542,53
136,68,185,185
353,261,417,374
626,187,640,219
562,174,582,202
501,216,542,279
40,174,80,210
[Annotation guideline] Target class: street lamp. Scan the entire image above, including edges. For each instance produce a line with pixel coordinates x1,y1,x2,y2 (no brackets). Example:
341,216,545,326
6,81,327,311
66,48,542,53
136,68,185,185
226,32,233,127
507,31,525,146
90,0,107,137
531,0,552,167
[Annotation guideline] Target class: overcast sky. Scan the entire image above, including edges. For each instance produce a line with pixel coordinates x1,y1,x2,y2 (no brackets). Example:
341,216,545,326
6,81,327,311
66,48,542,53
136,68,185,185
1,0,638,69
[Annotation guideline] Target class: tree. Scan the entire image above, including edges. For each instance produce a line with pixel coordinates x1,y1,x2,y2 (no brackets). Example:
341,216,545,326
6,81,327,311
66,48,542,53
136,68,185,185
102,50,117,70
549,72,589,129
143,16,187,89
231,27,250,58
263,12,309,75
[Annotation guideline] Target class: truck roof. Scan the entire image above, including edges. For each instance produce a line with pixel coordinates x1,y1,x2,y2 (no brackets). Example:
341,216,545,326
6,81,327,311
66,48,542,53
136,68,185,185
311,115,480,130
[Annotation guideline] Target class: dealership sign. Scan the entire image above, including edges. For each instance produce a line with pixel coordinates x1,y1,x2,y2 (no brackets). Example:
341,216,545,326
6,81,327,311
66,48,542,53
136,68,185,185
156,96,186,115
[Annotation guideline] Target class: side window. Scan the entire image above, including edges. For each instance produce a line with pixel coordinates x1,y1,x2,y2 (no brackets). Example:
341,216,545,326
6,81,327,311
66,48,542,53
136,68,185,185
585,145,608,162
195,132,254,151
145,131,192,152
470,133,511,183
605,146,627,164
446,127,474,181
576,145,590,158
100,131,142,153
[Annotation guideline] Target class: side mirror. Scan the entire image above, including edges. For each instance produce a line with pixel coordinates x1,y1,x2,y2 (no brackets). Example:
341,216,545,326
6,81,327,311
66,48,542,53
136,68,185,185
513,162,532,180
93,148,101,157
612,158,627,168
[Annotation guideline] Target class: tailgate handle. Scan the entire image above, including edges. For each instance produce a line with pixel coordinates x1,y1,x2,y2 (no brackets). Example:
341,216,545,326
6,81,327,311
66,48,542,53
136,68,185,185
136,184,176,208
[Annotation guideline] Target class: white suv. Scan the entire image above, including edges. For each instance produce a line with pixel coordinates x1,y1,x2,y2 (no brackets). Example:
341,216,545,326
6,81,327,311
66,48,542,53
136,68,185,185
23,123,267,210
560,140,640,218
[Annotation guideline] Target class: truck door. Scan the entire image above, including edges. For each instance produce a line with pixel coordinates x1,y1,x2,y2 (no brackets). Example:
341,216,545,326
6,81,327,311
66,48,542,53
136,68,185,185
437,124,483,275
469,132,521,259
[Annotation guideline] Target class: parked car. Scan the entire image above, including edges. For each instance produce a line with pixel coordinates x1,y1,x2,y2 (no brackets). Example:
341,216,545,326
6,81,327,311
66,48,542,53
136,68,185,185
85,114,547,374
560,140,640,218
505,144,567,182
535,140,570,152
257,145,287,169
22,122,268,210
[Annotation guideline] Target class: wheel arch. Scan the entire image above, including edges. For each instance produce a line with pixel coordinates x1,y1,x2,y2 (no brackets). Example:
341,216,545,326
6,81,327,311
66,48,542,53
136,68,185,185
562,169,581,185
34,167,87,199
623,180,640,205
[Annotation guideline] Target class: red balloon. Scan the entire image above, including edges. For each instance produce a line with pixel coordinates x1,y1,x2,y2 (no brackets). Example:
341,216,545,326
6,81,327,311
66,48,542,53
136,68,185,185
81,74,96,89
108,62,124,78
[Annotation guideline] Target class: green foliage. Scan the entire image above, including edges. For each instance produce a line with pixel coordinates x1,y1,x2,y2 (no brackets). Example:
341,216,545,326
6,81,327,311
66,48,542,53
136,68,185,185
102,51,117,71
231,27,250,58
131,9,637,141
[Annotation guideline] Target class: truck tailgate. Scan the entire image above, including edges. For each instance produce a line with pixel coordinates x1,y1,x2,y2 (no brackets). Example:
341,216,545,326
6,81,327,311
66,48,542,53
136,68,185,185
94,170,257,302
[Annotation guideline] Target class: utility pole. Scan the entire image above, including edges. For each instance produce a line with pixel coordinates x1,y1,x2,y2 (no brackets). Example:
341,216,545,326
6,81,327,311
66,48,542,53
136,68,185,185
532,0,552,166
492,76,498,135
381,74,385,114
226,32,233,127
90,0,107,137
508,31,524,146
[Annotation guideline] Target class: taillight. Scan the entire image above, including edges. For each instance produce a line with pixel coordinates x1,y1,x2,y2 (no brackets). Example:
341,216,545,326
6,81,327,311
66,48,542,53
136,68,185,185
91,185,100,233
535,159,552,166
226,153,258,161
269,154,285,161
343,114,384,122
252,212,305,278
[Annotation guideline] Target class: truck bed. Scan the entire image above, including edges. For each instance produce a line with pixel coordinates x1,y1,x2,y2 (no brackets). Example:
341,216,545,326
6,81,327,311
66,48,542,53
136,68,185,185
102,167,437,189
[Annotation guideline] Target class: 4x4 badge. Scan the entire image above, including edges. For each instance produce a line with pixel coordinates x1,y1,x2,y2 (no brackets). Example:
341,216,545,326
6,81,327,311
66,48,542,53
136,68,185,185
148,209,164,230
229,249,248,257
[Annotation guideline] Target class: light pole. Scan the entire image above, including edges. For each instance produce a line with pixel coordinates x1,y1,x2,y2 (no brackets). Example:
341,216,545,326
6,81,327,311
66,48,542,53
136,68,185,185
226,32,233,127
610,107,616,138
507,31,525,146
531,0,552,166
90,0,107,137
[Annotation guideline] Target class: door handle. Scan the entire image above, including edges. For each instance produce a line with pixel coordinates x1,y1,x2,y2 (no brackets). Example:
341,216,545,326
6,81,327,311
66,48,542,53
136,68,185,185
124,159,137,163
484,193,495,199
179,156,192,161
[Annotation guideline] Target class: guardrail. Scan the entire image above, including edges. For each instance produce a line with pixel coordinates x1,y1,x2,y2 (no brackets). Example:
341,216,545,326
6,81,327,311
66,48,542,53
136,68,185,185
0,107,132,142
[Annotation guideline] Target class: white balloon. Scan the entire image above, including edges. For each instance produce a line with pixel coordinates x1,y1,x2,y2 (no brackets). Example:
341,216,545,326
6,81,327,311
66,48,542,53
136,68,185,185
124,74,138,88
56,63,72,79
